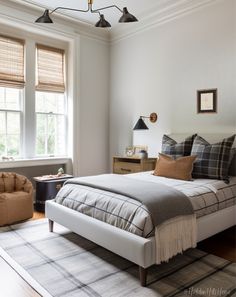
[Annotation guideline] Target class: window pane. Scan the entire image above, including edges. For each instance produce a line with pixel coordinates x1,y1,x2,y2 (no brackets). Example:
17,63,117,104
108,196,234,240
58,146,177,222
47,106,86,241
36,113,46,134
47,115,55,155
36,92,65,114
0,110,20,157
0,87,20,110
56,116,66,155
35,92,45,112
7,135,20,156
36,114,46,155
7,112,20,134
0,112,5,134
5,88,20,110
0,88,4,108
36,134,46,155
0,135,6,156
47,134,55,155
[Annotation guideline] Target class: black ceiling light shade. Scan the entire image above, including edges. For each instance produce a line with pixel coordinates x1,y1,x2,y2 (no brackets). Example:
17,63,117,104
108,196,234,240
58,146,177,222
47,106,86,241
133,118,149,130
119,7,138,23
95,15,111,28
133,113,158,130
34,1,138,28
35,9,53,23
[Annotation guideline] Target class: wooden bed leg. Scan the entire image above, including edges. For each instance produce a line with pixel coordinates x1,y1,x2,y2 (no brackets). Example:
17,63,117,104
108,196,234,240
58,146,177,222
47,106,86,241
49,219,54,232
139,266,147,287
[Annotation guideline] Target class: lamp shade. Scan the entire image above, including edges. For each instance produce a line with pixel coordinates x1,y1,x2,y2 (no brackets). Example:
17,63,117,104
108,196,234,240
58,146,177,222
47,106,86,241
35,9,53,23
95,15,111,28
133,118,149,130
119,7,138,23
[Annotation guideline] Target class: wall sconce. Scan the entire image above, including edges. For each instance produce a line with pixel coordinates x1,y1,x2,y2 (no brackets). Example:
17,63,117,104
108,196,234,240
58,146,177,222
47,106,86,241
133,113,158,130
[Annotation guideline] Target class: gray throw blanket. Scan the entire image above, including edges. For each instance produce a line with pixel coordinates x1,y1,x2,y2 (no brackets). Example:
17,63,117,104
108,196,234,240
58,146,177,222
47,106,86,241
65,174,194,226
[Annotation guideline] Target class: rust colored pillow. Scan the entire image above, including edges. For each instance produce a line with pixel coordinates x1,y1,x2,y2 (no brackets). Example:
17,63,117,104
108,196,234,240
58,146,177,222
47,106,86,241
154,153,197,181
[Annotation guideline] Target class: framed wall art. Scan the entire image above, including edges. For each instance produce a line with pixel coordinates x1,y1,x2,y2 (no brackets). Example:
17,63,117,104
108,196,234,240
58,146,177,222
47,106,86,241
197,89,217,113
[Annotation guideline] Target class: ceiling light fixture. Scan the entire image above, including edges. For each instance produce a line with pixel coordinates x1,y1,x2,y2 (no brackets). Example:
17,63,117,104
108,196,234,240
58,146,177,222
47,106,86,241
35,0,138,28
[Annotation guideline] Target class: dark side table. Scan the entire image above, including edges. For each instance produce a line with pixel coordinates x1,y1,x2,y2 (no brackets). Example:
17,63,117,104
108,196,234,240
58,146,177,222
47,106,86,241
33,175,73,212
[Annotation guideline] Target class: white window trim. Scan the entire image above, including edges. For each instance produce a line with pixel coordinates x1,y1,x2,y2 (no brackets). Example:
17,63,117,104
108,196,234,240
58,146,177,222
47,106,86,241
0,157,71,169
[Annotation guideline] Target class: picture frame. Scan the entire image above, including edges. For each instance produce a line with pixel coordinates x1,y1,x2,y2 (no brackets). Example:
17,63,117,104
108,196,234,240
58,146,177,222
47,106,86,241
125,146,135,157
197,89,217,113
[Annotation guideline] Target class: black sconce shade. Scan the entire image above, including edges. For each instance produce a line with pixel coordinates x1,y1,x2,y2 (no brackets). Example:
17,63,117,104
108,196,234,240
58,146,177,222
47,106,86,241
133,112,158,130
35,9,53,23
95,15,111,28
133,118,149,130
119,7,138,23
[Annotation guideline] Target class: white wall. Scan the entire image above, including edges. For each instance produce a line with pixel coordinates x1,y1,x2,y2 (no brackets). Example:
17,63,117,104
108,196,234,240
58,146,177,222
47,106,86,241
77,36,110,176
110,0,236,160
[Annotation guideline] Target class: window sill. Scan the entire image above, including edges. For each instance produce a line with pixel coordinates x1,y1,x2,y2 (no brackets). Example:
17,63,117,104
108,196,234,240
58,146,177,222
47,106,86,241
0,157,71,169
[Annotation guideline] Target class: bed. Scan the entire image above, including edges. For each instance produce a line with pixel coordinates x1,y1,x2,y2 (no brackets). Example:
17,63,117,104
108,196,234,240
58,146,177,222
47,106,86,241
46,134,236,286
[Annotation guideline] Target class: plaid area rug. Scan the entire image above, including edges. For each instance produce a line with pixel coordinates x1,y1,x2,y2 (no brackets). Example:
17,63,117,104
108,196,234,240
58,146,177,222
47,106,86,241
0,219,235,297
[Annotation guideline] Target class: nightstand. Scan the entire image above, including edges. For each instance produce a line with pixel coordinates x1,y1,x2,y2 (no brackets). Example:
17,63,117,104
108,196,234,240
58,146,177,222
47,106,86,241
33,175,73,212
113,157,156,174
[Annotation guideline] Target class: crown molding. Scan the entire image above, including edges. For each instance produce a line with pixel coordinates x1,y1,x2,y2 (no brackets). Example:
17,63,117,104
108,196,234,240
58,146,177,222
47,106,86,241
0,0,110,43
110,0,218,44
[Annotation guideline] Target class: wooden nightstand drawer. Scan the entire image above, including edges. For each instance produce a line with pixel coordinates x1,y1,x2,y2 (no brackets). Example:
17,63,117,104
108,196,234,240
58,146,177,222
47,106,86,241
114,161,141,174
113,157,156,174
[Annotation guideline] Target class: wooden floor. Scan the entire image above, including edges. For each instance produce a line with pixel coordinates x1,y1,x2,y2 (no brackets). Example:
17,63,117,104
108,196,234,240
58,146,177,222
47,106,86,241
0,212,235,297
0,256,41,297
31,211,45,220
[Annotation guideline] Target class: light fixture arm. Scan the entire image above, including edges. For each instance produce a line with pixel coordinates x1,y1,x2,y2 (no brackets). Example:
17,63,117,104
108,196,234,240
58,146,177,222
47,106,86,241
140,113,158,123
50,6,90,15
91,5,123,14
49,2,123,16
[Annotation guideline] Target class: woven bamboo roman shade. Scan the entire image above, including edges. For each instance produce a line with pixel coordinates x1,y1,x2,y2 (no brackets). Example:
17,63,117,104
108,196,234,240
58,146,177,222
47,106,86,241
0,35,25,88
36,44,65,93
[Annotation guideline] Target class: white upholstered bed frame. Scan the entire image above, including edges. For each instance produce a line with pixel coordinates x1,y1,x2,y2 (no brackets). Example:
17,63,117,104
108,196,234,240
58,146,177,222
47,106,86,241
46,133,236,286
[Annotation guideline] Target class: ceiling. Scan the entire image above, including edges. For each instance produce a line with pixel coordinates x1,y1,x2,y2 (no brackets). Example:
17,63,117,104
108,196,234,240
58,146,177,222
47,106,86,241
21,0,162,27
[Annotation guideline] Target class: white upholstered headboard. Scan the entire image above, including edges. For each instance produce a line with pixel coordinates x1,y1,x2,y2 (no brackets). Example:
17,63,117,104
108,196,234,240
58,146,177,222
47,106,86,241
169,133,236,147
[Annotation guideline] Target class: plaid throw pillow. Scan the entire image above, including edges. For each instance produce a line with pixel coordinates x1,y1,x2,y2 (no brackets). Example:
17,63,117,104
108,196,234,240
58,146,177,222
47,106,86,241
191,135,236,182
161,134,197,158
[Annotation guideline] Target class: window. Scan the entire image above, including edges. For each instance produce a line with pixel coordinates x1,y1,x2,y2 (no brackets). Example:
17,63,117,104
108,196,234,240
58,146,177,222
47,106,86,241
35,44,66,157
0,34,67,160
0,35,24,159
